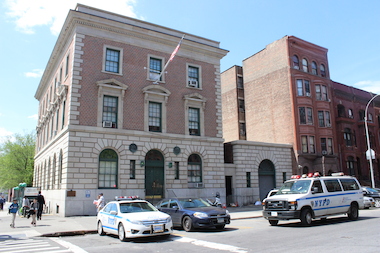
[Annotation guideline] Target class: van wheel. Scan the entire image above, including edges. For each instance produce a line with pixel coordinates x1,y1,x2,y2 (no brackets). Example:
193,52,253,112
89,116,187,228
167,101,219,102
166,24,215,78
348,203,359,220
300,209,312,226
269,220,279,226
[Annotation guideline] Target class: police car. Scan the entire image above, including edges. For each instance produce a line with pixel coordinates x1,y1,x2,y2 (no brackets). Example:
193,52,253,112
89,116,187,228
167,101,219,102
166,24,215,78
97,196,173,241
262,173,364,226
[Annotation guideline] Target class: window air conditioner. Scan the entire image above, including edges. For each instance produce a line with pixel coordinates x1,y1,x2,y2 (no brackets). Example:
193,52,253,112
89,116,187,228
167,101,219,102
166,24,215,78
103,121,113,128
188,80,198,87
195,183,203,188
306,92,311,97
326,123,331,127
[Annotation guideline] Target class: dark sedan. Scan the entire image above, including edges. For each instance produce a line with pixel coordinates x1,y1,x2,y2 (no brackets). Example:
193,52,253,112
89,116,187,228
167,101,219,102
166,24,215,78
156,198,230,231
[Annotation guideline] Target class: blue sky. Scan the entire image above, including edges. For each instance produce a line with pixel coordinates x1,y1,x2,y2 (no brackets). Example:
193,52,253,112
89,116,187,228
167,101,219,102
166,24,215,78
1,0,379,140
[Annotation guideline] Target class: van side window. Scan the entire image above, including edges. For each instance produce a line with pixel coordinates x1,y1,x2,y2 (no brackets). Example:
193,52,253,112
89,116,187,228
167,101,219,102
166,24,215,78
324,179,342,192
340,179,359,191
312,180,323,193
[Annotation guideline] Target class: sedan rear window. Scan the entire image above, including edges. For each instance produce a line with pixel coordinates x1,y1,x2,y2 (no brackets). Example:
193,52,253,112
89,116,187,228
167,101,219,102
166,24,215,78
179,198,210,208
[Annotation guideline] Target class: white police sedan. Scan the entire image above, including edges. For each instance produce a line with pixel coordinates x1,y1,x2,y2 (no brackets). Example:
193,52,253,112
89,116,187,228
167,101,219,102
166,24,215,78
97,198,173,241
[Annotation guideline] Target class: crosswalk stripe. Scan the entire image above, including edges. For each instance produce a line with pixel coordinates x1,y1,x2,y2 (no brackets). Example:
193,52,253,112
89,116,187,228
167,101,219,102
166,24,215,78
5,246,61,253
0,238,78,253
0,242,50,251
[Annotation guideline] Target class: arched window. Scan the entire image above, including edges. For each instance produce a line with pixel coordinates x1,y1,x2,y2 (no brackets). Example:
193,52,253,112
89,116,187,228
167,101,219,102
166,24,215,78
368,113,373,122
320,64,326,77
99,149,118,189
347,156,355,176
348,109,354,119
292,55,299,69
311,61,318,75
52,154,56,189
337,104,346,117
188,154,202,183
58,150,63,188
359,110,365,121
302,58,308,72
344,128,353,146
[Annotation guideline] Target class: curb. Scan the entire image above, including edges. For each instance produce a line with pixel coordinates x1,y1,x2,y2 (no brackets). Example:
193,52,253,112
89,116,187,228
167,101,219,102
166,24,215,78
39,215,263,237
41,230,97,237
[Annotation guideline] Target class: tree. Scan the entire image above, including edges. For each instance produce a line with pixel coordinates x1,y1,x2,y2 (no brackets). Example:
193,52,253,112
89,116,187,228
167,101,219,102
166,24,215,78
0,132,35,189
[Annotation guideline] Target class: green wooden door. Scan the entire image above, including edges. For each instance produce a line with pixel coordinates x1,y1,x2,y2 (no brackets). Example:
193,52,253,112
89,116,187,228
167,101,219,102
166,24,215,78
145,150,164,199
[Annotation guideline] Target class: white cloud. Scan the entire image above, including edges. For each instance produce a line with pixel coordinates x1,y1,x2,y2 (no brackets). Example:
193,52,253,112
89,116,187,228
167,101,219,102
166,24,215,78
27,114,38,120
25,69,44,78
0,127,13,139
5,0,138,36
353,80,380,94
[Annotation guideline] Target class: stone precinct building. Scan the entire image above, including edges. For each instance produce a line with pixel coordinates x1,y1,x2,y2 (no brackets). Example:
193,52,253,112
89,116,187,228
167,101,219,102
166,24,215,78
33,4,231,216
221,35,380,189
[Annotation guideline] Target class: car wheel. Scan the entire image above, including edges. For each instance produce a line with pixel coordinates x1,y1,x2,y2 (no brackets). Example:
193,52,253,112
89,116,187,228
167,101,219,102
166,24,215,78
182,216,194,232
300,209,312,226
97,221,105,235
118,223,127,242
375,200,380,208
215,224,225,230
269,220,279,226
348,203,359,220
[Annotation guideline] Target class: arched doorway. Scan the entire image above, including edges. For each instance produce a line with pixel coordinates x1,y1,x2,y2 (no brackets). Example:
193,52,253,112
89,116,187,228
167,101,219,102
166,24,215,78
258,159,275,201
145,150,164,201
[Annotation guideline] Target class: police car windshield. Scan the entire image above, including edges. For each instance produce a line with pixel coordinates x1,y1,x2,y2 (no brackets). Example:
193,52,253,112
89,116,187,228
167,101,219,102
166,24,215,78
277,180,312,194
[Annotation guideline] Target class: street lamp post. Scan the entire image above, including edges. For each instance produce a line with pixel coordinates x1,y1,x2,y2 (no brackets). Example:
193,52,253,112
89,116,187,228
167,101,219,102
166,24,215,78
364,93,379,189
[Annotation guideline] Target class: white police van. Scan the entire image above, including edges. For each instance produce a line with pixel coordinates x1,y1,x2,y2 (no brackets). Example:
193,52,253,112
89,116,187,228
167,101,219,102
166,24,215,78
262,173,364,226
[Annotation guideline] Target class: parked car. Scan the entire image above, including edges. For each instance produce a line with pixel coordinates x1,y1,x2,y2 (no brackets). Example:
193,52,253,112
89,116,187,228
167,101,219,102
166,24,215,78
362,187,380,207
97,198,173,241
263,173,364,226
156,197,230,231
363,196,375,209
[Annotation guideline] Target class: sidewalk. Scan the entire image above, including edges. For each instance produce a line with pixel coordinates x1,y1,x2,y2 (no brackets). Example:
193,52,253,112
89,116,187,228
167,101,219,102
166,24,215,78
0,203,263,237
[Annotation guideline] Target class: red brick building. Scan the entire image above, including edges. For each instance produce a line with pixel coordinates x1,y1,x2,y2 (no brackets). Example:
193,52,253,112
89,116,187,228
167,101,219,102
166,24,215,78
332,81,380,183
222,35,380,185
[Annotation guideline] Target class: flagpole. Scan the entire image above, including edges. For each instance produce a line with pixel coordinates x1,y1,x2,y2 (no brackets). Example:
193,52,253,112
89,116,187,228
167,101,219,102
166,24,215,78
153,34,185,84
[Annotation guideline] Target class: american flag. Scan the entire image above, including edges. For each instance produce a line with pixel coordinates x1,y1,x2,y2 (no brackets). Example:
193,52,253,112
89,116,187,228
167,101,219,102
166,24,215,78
168,35,185,62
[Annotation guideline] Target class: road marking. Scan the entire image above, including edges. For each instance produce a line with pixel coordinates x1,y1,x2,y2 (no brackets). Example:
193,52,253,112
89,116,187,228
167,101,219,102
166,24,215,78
0,237,78,253
173,235,248,253
50,238,88,253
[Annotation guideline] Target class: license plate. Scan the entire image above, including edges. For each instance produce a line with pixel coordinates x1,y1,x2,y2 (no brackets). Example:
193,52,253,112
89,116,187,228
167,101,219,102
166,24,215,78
271,212,278,217
217,218,225,223
152,224,164,233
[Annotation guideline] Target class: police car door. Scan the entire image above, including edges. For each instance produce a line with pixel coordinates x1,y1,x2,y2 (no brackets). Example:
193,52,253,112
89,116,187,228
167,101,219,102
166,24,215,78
310,180,327,217
106,203,118,232
323,179,345,214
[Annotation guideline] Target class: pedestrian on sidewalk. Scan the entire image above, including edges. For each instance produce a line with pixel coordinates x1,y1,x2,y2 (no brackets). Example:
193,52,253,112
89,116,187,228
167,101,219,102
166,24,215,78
22,196,30,217
0,195,5,211
8,199,19,228
97,193,105,212
37,191,45,220
29,198,39,227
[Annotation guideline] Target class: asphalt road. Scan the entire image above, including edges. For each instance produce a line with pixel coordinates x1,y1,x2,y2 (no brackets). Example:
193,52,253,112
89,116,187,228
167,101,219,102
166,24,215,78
55,208,380,253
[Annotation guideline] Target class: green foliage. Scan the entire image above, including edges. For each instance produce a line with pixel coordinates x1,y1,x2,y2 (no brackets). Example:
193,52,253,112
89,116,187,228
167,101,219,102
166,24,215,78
0,132,35,189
